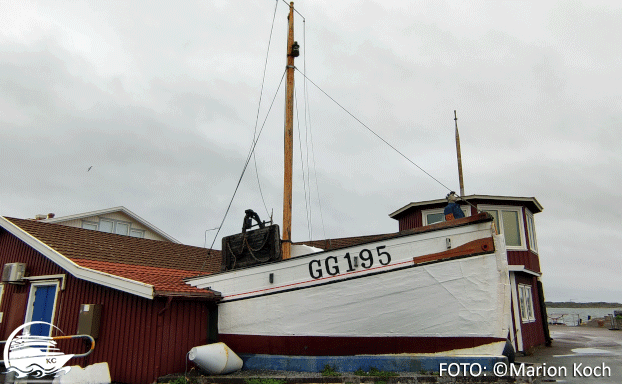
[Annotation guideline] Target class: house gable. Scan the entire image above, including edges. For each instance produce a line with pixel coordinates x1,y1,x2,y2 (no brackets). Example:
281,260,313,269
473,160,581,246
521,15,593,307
38,206,178,243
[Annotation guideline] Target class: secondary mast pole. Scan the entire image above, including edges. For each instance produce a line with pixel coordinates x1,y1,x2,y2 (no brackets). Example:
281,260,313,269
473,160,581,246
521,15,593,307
454,110,465,197
282,1,295,259
454,109,464,197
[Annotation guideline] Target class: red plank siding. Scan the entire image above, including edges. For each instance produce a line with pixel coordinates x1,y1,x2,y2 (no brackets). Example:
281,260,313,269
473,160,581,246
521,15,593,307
0,229,209,384
507,250,541,273
514,274,545,351
398,210,422,231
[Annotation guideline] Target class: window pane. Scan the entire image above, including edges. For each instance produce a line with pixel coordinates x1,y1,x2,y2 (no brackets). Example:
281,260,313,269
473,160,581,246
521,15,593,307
427,213,445,225
116,222,129,235
483,210,500,234
99,220,113,233
82,222,98,231
518,286,527,321
526,288,534,319
527,215,537,252
502,210,521,246
130,230,144,238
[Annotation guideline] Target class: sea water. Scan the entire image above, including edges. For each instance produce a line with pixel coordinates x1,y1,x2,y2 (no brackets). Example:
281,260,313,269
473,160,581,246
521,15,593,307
545,307,622,325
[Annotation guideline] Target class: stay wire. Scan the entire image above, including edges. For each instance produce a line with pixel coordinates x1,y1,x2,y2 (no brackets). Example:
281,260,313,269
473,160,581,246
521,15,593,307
302,19,327,242
201,69,287,270
251,0,280,218
301,19,314,241
294,85,313,241
294,67,455,195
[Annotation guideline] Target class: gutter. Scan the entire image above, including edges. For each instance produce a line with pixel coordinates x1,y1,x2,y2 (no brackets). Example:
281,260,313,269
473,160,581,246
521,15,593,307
154,291,222,301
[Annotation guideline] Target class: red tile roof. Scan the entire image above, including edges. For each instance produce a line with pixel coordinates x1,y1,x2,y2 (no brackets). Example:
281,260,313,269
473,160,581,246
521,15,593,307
73,259,216,297
5,217,221,298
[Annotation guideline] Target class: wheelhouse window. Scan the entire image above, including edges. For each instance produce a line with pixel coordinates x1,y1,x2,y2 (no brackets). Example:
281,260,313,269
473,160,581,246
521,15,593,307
479,205,526,249
526,210,538,253
422,207,469,225
502,210,521,246
518,284,536,323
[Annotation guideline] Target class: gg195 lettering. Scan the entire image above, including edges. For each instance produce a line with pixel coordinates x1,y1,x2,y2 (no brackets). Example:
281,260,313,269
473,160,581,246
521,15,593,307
308,246,391,279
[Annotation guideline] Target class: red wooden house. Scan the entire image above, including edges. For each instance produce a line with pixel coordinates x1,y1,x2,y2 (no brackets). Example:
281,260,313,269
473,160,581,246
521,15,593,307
389,194,551,353
0,216,221,384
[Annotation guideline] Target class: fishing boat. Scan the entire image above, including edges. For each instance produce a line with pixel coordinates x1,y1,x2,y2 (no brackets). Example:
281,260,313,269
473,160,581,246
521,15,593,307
185,2,512,359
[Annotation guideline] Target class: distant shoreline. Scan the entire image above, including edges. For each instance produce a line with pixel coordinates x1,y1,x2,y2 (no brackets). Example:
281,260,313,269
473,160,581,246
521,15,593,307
546,302,622,308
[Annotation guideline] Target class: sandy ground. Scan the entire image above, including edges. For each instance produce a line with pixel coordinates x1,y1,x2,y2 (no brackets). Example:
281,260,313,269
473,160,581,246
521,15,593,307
516,325,622,383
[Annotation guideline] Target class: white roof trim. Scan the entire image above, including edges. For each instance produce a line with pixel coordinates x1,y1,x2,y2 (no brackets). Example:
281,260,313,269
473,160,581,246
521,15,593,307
0,216,155,299
389,194,543,218
508,265,542,277
41,206,179,243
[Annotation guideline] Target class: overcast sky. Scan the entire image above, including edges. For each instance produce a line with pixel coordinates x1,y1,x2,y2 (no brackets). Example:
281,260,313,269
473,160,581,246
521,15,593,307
1,0,620,303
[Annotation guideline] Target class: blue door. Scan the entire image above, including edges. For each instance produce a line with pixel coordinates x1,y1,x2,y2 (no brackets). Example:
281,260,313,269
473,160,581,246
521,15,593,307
29,285,57,336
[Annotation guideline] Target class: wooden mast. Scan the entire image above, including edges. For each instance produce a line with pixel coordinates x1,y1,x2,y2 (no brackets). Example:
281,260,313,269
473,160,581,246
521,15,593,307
454,110,465,196
282,2,295,259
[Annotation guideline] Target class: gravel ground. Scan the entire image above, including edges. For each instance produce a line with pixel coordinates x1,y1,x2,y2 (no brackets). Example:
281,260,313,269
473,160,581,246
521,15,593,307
157,367,538,384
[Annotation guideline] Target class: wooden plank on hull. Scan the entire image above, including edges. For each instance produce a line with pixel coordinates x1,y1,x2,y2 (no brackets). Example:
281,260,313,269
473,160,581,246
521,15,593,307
413,237,495,265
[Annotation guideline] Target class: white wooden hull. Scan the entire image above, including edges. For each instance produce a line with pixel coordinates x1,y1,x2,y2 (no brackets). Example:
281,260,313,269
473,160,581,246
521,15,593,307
187,216,512,356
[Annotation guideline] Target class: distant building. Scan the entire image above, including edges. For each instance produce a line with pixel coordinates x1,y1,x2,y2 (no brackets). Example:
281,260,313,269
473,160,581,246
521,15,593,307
389,194,551,353
34,206,178,242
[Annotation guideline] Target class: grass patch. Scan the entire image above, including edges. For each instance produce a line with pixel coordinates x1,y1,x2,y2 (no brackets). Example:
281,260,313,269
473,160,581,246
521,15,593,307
354,367,398,379
244,379,286,384
321,364,341,376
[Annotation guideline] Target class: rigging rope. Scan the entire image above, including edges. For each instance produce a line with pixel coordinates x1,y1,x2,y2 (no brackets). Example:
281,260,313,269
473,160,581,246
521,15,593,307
251,0,280,218
302,19,327,242
294,86,313,241
294,67,458,195
201,69,287,270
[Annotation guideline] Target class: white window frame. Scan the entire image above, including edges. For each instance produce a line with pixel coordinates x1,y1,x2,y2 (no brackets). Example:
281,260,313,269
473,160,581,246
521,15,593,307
0,283,4,323
99,219,115,233
478,205,527,251
518,284,536,323
525,209,538,254
422,207,470,226
82,221,98,230
24,280,61,336
129,229,145,238
115,221,131,236
85,218,137,237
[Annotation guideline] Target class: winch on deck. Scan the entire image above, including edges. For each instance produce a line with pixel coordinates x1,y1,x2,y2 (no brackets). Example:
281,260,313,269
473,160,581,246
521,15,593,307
221,209,282,271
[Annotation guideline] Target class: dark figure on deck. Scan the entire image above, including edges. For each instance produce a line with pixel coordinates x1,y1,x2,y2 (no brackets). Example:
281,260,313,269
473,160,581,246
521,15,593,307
444,191,465,221
242,209,265,233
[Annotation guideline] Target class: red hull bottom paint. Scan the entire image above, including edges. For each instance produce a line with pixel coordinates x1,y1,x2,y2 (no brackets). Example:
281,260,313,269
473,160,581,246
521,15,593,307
219,334,506,356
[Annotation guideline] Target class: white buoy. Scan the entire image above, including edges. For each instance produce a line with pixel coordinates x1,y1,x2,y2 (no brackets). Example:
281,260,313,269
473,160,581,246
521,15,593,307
188,342,243,375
